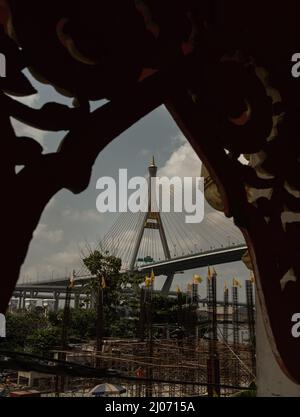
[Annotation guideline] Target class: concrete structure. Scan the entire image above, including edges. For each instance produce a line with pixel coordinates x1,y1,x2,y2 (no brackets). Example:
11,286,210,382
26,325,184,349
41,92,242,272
24,299,37,311
17,371,55,390
137,244,247,277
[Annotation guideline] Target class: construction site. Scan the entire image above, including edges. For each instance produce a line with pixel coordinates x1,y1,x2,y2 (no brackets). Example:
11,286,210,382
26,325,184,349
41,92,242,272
1,268,256,398
56,271,256,397
68,289,254,397
1,159,256,397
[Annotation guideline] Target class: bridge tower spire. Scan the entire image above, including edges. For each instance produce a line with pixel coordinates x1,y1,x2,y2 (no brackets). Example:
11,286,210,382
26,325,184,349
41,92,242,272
129,157,174,293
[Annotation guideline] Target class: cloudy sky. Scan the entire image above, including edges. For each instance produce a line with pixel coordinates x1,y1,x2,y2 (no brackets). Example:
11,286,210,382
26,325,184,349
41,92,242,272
14,72,251,301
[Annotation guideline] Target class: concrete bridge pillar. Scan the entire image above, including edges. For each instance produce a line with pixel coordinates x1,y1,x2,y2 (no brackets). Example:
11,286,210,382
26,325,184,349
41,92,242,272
19,291,26,310
18,292,23,310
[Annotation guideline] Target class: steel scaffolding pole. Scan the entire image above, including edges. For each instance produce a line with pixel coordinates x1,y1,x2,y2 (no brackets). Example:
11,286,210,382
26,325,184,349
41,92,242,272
245,279,256,377
207,270,220,396
232,284,240,385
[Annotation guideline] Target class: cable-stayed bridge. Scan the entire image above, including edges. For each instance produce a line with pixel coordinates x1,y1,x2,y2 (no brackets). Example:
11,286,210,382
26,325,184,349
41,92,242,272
15,158,247,301
79,157,246,292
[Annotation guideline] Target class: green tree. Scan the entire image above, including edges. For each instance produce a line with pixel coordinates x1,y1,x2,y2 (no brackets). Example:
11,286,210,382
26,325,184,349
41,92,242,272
82,252,146,342
83,250,122,358
83,250,122,308
1,311,48,351
151,295,178,324
68,309,97,341
25,327,61,356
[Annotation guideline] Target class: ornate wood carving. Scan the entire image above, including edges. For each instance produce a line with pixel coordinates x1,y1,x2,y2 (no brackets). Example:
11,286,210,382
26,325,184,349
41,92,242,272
1,0,299,383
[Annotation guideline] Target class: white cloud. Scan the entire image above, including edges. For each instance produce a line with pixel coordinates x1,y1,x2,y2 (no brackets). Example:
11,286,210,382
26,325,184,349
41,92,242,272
46,249,79,266
62,208,104,223
33,223,64,244
20,240,86,282
158,134,201,178
45,240,90,274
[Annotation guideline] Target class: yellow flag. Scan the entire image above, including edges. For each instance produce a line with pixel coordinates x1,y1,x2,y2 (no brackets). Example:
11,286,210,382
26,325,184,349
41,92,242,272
145,276,151,288
207,266,212,280
150,269,155,284
176,285,181,294
193,274,203,284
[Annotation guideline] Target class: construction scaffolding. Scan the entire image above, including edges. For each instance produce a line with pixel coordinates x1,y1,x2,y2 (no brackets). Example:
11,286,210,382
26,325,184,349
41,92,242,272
48,269,256,397
50,333,254,397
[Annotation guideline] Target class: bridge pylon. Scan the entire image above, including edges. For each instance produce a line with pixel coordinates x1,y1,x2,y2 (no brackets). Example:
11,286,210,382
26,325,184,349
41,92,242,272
129,157,174,293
